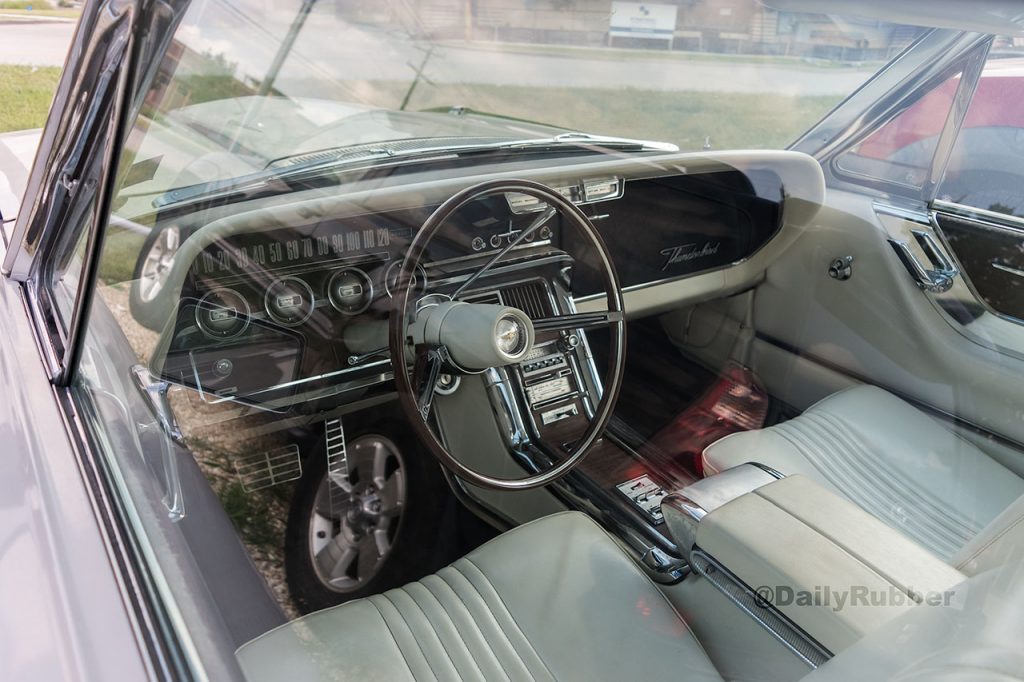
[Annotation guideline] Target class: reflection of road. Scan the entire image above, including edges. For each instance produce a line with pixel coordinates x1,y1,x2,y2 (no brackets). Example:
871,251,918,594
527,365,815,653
174,4,876,97
0,20,75,67
0,12,874,95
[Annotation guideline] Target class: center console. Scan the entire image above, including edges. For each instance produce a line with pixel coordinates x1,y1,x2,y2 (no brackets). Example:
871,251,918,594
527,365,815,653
663,465,966,664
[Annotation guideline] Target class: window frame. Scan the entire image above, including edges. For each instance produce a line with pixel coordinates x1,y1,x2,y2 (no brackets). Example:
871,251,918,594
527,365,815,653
791,30,993,204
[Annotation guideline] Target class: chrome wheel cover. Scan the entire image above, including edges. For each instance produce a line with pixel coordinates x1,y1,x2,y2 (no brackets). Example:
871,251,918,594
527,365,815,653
138,225,181,303
308,435,406,592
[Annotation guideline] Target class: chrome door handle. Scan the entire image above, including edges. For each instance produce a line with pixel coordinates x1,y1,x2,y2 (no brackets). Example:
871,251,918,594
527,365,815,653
889,229,959,294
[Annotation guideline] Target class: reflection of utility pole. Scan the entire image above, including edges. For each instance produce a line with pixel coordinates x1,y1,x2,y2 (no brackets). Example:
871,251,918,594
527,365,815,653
230,0,317,153
259,0,319,96
399,45,436,111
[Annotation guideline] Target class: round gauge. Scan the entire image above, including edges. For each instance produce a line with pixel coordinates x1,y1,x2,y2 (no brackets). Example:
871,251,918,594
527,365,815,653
384,260,429,298
327,268,373,315
195,288,250,339
265,276,315,326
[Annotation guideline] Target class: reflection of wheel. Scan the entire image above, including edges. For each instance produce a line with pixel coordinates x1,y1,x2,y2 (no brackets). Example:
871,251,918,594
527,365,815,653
130,224,183,331
284,416,449,614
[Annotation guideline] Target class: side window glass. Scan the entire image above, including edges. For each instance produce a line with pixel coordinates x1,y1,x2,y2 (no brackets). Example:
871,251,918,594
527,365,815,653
937,47,1024,217
933,40,1024,327
835,72,961,188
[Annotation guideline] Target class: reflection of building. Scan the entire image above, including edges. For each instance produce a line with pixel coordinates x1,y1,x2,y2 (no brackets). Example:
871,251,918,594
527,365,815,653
335,0,925,62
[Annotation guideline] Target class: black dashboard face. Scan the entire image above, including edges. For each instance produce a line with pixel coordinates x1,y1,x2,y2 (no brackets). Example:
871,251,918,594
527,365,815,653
152,169,784,410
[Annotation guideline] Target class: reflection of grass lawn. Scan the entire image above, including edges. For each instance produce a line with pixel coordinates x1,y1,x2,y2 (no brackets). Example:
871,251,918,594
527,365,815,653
329,80,841,151
0,8,80,18
0,65,61,132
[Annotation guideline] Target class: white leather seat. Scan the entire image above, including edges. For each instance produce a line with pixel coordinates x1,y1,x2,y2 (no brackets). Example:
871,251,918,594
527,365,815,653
703,385,1024,568
236,512,722,682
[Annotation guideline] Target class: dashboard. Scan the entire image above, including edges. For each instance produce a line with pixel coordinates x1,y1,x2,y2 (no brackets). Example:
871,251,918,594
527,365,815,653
146,156,805,412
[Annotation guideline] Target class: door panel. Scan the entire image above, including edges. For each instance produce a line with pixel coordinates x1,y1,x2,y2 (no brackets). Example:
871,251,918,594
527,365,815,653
750,188,1024,466
937,212,1024,321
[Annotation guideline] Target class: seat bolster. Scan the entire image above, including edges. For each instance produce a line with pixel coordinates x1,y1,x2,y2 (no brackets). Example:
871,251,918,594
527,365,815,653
702,428,845,500
460,511,722,682
236,599,417,682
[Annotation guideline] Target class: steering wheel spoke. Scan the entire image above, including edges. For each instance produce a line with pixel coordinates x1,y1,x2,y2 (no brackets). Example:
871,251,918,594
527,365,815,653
390,179,625,491
532,310,623,333
412,345,446,421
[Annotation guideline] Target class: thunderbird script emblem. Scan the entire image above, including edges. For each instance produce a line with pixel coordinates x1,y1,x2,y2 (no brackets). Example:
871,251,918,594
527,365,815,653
660,242,721,271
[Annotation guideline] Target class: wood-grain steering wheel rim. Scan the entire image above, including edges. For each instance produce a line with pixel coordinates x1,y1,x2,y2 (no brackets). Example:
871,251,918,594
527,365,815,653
389,178,626,490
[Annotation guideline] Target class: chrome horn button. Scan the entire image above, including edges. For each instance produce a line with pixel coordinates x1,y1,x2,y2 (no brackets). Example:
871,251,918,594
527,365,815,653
495,315,528,357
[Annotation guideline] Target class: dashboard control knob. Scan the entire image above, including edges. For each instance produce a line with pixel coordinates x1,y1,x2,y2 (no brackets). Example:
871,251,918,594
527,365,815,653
558,333,580,353
471,236,486,251
538,226,553,240
214,358,233,377
489,234,503,248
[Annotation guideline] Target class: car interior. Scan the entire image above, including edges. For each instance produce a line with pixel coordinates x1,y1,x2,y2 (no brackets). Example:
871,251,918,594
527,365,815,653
31,0,1024,680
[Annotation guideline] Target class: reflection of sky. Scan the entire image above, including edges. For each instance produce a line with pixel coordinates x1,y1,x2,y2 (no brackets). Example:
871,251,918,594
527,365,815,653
171,0,879,102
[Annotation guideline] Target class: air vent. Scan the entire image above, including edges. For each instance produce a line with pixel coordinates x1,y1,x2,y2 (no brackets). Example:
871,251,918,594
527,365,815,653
502,281,553,319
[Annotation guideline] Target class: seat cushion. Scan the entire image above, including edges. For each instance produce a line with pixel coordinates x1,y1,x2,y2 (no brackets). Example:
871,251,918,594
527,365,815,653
702,386,1024,563
236,512,722,682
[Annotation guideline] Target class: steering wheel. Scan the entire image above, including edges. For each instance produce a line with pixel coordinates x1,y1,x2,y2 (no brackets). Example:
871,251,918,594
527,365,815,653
389,179,626,491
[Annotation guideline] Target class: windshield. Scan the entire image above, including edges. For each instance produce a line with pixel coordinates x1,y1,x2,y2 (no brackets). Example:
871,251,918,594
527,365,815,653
57,2,1024,681
118,0,926,210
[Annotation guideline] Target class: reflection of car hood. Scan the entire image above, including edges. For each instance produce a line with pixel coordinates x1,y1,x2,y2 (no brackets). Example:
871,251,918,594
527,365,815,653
164,96,568,166
0,128,42,223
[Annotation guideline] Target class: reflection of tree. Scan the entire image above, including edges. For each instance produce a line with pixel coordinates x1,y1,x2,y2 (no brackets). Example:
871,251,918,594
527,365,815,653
143,43,278,119
988,203,1021,218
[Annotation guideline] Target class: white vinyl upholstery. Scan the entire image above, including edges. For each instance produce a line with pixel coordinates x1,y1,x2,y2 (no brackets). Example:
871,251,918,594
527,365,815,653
236,512,722,682
703,385,1024,566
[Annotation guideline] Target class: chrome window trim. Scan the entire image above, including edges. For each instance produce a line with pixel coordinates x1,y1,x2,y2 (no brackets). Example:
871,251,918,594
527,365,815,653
933,199,1024,233
827,36,991,199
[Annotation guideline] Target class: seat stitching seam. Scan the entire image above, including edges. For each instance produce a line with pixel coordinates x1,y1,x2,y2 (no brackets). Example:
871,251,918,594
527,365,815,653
814,411,980,534
379,592,450,681
772,421,960,555
415,579,487,680
448,564,541,680
434,571,514,682
812,412,981,541
955,513,1024,570
368,597,422,681
461,558,558,681
776,415,970,555
790,416,967,554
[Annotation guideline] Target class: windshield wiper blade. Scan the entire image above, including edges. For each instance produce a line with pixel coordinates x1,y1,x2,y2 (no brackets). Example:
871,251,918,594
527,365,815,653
152,133,677,210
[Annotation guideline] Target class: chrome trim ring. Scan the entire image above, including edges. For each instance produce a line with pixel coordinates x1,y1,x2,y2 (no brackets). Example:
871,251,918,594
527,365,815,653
264,276,315,327
194,287,250,339
327,267,373,315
